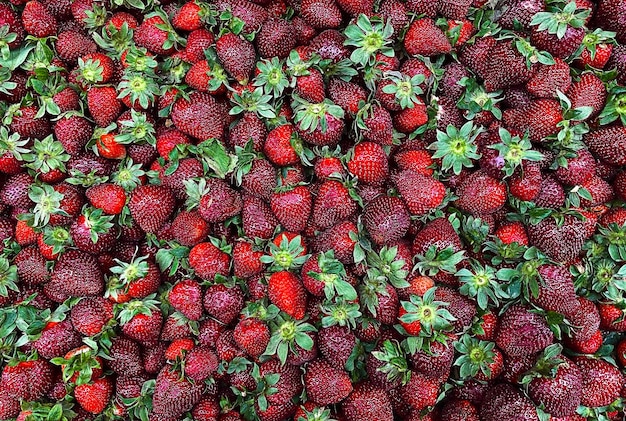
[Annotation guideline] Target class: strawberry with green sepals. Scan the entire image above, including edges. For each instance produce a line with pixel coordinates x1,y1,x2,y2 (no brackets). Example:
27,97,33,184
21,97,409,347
399,287,455,342
76,53,115,85
70,207,117,254
489,127,544,177
286,49,326,104
456,260,507,310
292,95,346,147
301,250,356,300
429,122,482,175
134,9,184,55
260,234,309,272
172,0,218,31
23,135,70,183
380,71,425,110
253,57,290,98
530,1,590,59
117,297,164,342
575,28,616,69
344,14,395,68
453,334,503,381
216,32,256,85
598,81,626,126
263,311,316,365
0,126,29,174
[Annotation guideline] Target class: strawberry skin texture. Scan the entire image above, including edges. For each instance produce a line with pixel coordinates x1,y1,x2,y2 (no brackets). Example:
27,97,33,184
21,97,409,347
268,271,307,319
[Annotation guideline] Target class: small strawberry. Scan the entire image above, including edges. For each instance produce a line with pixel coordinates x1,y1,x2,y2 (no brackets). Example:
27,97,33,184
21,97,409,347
268,271,307,319
74,377,113,414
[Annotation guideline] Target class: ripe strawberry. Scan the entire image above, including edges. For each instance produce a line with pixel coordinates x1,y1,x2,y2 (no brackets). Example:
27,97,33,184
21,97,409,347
128,185,175,234
22,0,57,37
216,33,256,84
134,14,177,55
363,195,410,246
74,377,113,414
495,305,554,357
171,92,227,141
215,0,269,34
2,358,54,401
185,346,219,382
328,78,368,117
84,184,126,216
268,271,307,319
256,18,297,58
70,297,114,336
242,194,279,239
96,133,126,159
584,127,626,165
119,301,164,343
203,284,244,324
503,99,563,143
528,213,593,262
312,220,358,264
300,0,342,29
10,106,51,139
189,242,230,281
169,279,203,321
0,3,24,48
151,367,203,420
185,28,215,63
479,383,538,421
347,142,389,185
575,356,622,407
229,112,266,151
49,250,104,299
53,115,92,156
342,383,393,421
495,221,528,245
526,58,572,98
270,185,312,233
312,180,358,229
455,170,507,215
404,18,451,57
305,360,353,406
393,101,429,133
233,318,270,358
567,72,607,120
87,86,122,128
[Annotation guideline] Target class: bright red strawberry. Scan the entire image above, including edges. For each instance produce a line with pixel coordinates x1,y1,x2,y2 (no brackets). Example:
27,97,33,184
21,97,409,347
189,242,230,281
74,377,113,414
22,0,57,37
347,142,389,185
268,271,307,319
169,279,203,321
86,183,126,215
87,86,122,128
233,318,270,358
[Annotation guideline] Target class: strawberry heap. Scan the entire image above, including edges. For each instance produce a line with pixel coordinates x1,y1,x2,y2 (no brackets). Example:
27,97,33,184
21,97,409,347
1,0,626,419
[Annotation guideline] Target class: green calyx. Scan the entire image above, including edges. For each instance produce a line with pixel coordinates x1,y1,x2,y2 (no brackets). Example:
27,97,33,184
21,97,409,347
344,14,395,67
429,122,482,175
531,1,590,39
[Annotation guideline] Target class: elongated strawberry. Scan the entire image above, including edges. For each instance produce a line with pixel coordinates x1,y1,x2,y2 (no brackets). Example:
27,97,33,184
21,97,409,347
270,185,312,233
268,271,307,319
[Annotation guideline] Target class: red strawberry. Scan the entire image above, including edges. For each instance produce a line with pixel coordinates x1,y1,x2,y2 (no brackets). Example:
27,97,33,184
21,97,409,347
404,18,452,56
216,33,256,84
575,356,622,407
270,185,312,233
1,358,54,401
86,183,126,215
503,99,563,143
343,383,394,421
347,142,389,185
233,318,270,358
87,86,122,128
300,0,342,29
189,242,230,281
128,185,175,234
312,180,358,229
393,169,446,215
363,195,410,245
256,18,297,58
455,170,507,215
22,1,57,37
134,14,177,55
305,359,352,405
268,271,307,319
566,72,607,120
169,279,203,321
203,284,244,324
74,377,113,414
526,58,572,98
171,92,227,141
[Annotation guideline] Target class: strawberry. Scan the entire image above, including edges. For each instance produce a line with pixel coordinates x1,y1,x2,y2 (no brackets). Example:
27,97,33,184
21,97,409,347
70,297,113,336
242,194,279,239
134,13,179,55
455,170,507,215
151,367,203,420
300,0,342,29
215,0,269,34
584,126,626,165
1,358,54,401
203,284,244,324
268,271,307,319
49,250,104,299
169,279,203,321
189,241,230,281
566,72,607,120
404,18,452,56
526,58,572,98
53,115,93,156
185,346,219,382
312,180,358,229
480,384,539,421
74,377,113,414
21,0,57,37
185,29,216,63
87,86,123,128
594,0,626,43
256,18,297,59
495,305,554,357
264,124,300,166
528,213,595,262
128,185,175,234
392,169,445,215
343,383,393,421
575,356,622,407
393,101,429,133
347,142,389,185
304,358,352,404
328,78,368,117
119,299,164,342
233,317,270,357
171,92,227,141
270,185,312,233
503,99,563,143
363,195,410,246
216,32,256,85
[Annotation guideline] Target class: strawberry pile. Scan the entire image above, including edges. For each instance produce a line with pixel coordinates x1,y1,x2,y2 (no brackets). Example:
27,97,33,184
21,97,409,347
1,0,626,419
